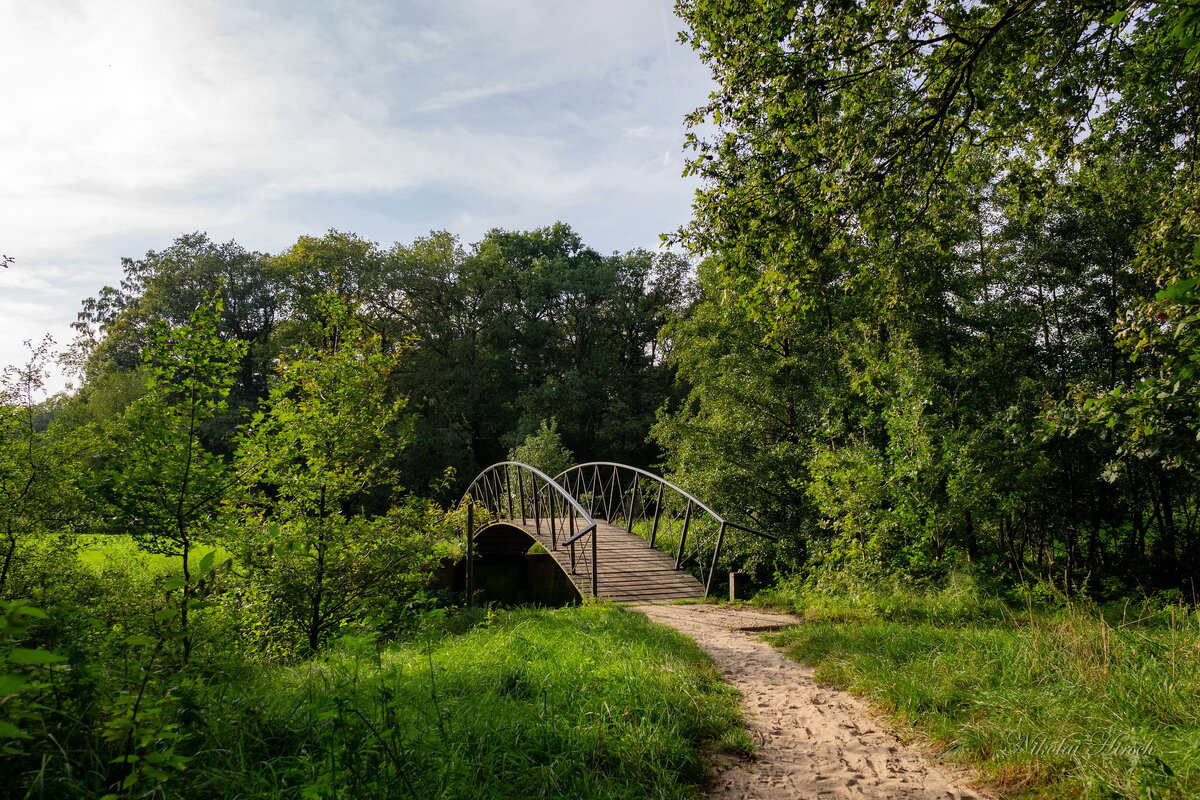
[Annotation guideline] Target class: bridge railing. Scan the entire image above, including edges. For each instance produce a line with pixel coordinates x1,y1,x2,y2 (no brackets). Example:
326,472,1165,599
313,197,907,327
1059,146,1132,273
460,461,600,599
555,462,776,596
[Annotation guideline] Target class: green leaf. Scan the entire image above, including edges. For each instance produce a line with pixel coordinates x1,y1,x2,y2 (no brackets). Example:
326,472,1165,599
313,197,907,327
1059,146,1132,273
124,634,158,647
1157,277,1200,303
0,720,29,739
8,605,47,621
163,577,186,591
198,549,217,574
7,648,65,665
0,674,27,695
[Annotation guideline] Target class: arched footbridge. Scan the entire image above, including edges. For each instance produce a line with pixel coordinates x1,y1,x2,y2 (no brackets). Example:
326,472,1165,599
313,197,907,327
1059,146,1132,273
459,462,776,604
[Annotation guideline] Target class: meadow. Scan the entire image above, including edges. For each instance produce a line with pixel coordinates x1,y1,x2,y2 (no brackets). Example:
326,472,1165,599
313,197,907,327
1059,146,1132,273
757,578,1200,799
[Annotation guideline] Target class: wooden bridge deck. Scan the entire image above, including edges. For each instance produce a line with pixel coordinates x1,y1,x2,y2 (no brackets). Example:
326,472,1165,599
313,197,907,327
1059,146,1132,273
502,518,705,604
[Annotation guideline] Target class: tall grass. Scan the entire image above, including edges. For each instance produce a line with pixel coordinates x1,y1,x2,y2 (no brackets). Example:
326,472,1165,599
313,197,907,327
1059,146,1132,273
14,605,747,799
761,576,1200,798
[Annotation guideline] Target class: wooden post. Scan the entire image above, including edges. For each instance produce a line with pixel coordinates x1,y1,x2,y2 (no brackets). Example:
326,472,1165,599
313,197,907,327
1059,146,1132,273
729,570,749,601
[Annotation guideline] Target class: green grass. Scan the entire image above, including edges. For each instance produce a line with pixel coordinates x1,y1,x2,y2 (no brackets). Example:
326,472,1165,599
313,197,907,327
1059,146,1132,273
75,534,229,575
758,578,1200,798
19,605,748,799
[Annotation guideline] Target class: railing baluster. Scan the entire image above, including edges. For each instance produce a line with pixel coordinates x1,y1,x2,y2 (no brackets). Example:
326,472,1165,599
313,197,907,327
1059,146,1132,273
615,465,623,521
675,500,693,569
505,467,514,520
613,467,622,523
705,521,726,597
588,466,599,517
600,468,610,521
595,466,604,517
591,525,598,597
626,474,639,534
532,476,542,539
649,482,664,548
569,511,577,575
599,468,609,521
552,489,560,549
518,469,527,524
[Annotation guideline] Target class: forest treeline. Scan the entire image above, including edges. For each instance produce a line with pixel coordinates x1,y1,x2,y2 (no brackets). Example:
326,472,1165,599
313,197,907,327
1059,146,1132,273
63,224,691,493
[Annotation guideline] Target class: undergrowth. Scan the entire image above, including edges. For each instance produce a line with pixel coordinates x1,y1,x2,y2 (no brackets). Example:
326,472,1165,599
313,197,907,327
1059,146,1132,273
758,574,1200,799
5,604,747,799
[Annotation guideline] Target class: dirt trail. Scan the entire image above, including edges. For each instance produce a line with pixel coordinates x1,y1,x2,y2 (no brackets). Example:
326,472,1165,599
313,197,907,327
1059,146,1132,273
632,604,987,800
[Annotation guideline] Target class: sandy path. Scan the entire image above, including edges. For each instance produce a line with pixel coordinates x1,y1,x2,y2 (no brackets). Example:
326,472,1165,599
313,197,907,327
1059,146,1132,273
632,604,987,800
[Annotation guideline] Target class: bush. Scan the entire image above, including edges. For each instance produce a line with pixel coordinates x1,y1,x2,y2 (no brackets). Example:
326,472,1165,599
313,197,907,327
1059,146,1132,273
508,418,574,478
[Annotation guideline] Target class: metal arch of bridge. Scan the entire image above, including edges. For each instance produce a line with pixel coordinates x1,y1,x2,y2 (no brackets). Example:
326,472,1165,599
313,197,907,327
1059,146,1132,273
460,461,776,605
556,462,776,597
461,461,601,601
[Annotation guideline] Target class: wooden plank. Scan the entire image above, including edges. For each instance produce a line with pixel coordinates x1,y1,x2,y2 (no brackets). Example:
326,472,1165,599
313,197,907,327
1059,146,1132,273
497,516,706,601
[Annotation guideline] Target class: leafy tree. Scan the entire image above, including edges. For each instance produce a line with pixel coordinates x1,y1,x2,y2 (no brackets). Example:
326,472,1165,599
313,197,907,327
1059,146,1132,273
237,298,444,653
665,0,1200,589
270,229,390,336
508,418,575,478
651,257,828,574
91,298,245,663
378,224,691,494
68,233,281,446
0,339,90,599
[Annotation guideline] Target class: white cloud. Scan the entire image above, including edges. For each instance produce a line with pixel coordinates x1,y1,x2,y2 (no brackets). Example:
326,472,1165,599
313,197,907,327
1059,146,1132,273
0,0,714,383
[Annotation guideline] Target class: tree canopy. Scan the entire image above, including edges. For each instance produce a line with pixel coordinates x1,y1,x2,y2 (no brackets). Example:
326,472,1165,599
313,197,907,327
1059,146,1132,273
661,0,1200,590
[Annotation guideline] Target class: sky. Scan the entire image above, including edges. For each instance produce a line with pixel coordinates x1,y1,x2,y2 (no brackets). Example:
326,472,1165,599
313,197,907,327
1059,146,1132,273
0,0,714,391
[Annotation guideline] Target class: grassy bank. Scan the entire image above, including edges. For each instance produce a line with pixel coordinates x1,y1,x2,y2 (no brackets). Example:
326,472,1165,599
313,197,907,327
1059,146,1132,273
758,579,1200,798
12,605,747,799
74,534,231,574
